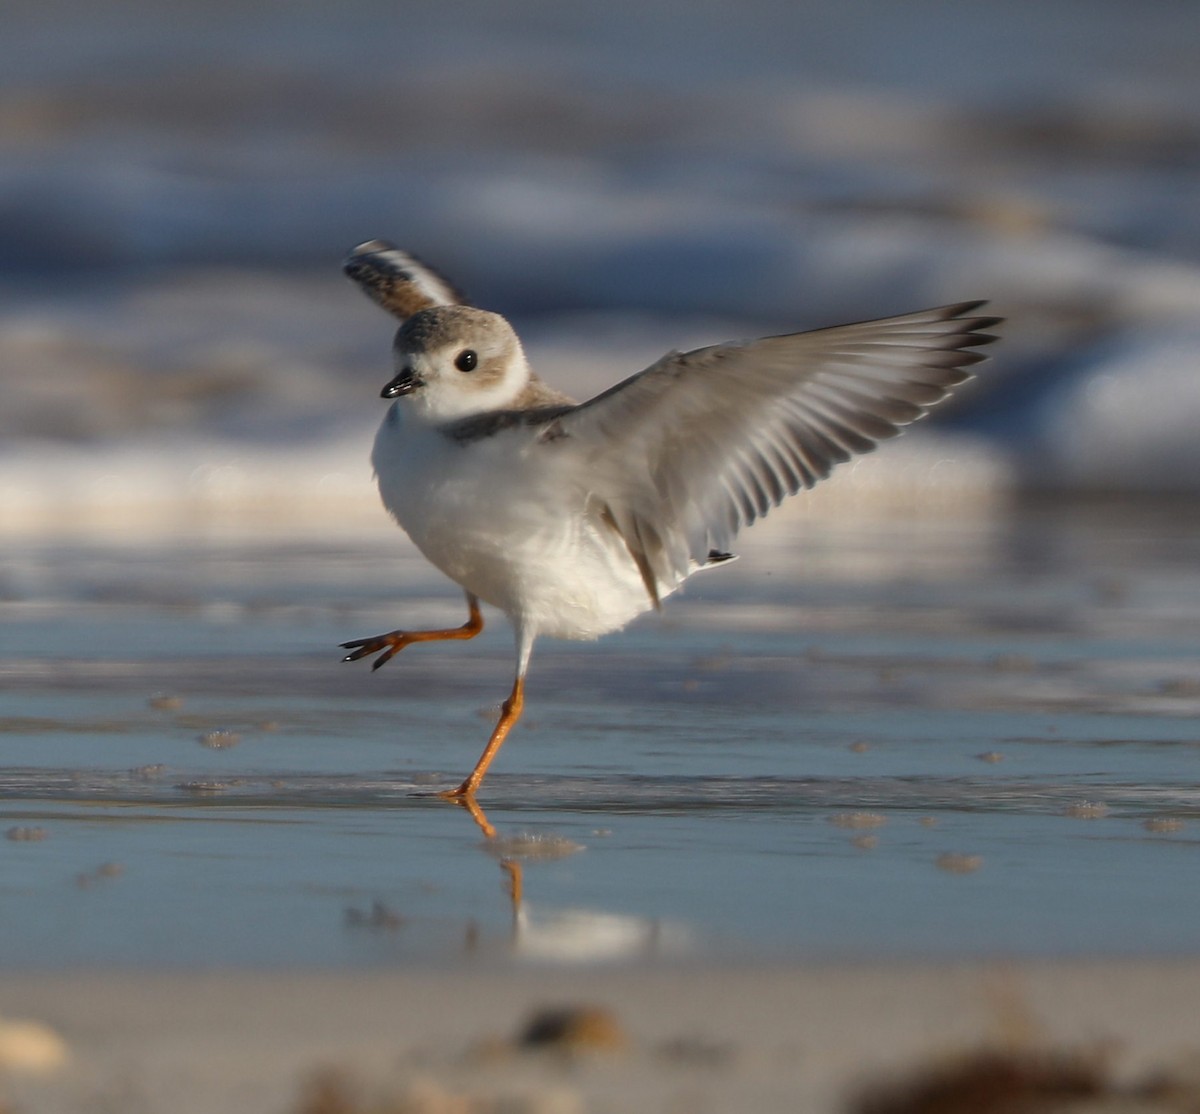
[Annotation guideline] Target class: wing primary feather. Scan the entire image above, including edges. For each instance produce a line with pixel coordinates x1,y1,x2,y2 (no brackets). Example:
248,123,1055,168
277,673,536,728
805,379,926,426
776,421,835,485
764,433,807,495
800,402,881,455
731,443,780,516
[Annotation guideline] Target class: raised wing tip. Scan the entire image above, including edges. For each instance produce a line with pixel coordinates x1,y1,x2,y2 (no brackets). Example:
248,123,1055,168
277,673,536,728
940,303,1004,352
944,299,989,316
949,304,1004,333
349,238,399,256
342,241,466,317
343,239,405,275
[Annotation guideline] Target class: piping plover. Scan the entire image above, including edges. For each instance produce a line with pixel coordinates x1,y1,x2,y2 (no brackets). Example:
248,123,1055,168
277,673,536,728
340,240,1000,798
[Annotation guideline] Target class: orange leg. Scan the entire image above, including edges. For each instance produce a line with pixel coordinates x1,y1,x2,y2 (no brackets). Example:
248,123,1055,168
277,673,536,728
440,673,525,800
340,593,482,670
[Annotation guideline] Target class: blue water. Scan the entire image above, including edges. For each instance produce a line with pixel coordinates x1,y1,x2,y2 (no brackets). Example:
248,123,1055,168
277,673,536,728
3,501,1199,968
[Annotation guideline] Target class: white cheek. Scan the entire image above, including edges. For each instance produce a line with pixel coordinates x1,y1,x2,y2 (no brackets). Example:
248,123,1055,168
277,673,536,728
418,365,524,421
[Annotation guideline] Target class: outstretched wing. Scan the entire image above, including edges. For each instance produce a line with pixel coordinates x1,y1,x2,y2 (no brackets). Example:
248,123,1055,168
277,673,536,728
343,239,466,319
543,302,1000,603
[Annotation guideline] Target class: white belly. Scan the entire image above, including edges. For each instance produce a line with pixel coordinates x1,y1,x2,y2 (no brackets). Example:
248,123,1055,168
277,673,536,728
372,407,661,640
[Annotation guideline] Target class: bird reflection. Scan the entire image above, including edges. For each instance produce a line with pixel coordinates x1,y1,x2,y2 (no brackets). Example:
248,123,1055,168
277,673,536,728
449,796,687,962
454,793,499,840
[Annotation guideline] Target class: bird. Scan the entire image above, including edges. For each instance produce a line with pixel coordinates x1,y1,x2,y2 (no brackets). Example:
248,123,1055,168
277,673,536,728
339,239,1001,799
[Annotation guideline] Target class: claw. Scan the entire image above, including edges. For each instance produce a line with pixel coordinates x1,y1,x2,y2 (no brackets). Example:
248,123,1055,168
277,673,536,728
341,643,382,663
340,634,400,666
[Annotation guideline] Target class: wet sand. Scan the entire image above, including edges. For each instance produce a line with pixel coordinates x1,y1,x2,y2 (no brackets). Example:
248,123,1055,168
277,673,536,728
6,959,1200,1113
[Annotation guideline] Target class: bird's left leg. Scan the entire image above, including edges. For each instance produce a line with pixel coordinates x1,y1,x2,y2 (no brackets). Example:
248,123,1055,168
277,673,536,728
441,626,534,800
340,592,483,671
441,672,525,800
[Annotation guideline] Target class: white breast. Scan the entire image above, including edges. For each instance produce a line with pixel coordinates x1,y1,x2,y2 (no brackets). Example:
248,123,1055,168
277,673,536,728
371,405,661,640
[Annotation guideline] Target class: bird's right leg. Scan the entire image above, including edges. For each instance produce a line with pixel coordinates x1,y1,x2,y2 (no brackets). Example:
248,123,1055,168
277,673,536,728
340,592,483,671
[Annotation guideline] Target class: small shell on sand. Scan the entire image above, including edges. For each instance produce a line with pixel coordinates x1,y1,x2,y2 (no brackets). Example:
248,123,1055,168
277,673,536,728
1064,802,1109,819
0,1017,69,1074
519,1006,629,1054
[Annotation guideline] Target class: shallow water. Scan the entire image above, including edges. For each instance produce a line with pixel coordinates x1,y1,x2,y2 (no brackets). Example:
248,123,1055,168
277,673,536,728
3,499,1200,968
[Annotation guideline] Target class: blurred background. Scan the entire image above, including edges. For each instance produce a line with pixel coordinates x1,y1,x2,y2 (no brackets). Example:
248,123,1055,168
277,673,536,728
3,0,1199,536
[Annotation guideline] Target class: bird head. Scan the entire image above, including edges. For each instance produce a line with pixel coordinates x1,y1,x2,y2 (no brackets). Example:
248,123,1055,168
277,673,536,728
382,305,532,422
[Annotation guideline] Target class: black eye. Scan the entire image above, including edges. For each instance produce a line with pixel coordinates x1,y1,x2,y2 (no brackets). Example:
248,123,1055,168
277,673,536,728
454,349,478,372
